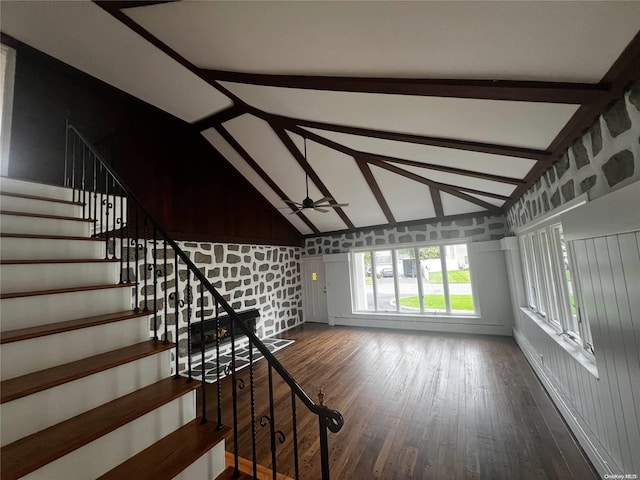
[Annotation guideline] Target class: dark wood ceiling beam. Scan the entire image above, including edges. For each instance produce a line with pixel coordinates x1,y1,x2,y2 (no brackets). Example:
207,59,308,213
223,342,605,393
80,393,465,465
214,125,319,234
109,1,177,9
273,115,552,161
430,188,444,218
366,157,500,212
354,158,396,224
302,211,502,239
364,153,525,186
437,183,509,201
193,105,246,132
272,126,355,230
285,125,524,187
199,69,610,104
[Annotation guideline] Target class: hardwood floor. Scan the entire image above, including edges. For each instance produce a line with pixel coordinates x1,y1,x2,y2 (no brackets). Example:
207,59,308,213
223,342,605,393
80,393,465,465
202,323,598,480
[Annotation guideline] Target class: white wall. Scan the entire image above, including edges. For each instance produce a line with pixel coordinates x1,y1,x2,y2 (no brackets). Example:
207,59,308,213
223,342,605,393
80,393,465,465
323,240,513,336
505,181,640,477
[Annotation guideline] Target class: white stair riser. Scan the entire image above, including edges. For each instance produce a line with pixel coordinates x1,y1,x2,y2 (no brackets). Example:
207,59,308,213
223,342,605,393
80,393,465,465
174,441,226,480
1,287,133,331
1,318,153,380
0,262,120,294
0,350,173,446
0,177,74,202
0,214,90,236
0,195,82,218
22,393,195,480
0,237,104,260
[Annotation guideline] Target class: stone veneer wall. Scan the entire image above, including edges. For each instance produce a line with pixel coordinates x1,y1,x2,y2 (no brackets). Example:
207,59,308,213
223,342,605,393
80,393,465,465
115,239,303,369
507,82,640,230
303,214,509,255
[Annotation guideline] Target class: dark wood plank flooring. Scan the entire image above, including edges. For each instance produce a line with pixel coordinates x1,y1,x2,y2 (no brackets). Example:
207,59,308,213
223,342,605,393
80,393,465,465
202,323,598,480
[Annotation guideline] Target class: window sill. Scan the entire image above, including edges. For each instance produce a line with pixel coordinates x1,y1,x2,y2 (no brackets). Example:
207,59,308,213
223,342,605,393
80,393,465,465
351,310,481,322
520,307,598,378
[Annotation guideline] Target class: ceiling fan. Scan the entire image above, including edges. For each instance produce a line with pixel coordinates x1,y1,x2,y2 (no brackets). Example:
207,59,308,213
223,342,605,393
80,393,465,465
284,136,349,214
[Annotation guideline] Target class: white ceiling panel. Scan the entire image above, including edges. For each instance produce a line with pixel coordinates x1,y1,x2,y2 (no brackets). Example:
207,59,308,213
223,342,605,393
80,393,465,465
369,165,436,222
220,83,578,150
287,132,388,228
304,128,536,178
126,1,640,82
201,128,313,235
440,192,486,217
224,115,347,232
398,165,517,198
1,0,232,123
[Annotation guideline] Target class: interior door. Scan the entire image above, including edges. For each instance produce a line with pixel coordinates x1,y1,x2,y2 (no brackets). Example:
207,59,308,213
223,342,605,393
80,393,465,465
302,257,328,323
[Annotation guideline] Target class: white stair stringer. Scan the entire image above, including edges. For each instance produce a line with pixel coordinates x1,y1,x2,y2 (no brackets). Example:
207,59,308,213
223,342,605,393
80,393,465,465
22,392,195,480
0,349,172,447
0,236,104,260
1,318,152,380
0,194,82,218
0,212,91,236
0,177,74,202
0,261,119,294
1,285,133,331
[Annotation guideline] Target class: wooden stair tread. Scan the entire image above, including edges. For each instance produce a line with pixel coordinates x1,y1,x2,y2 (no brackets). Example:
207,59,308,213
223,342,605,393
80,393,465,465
1,340,174,404
0,210,93,222
0,191,82,206
1,310,153,344
0,258,119,265
217,467,254,480
0,282,135,300
0,377,199,480
98,419,231,480
0,232,101,241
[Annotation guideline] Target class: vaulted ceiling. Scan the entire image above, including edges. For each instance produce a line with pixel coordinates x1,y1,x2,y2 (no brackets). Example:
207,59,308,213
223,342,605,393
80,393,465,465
2,1,640,236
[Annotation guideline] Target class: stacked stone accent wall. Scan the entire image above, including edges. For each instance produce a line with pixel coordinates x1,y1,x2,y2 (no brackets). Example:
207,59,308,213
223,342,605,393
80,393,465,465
303,214,509,256
507,82,640,231
113,239,302,369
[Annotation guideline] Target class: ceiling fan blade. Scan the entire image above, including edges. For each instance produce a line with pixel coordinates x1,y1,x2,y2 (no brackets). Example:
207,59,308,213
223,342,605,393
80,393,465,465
284,200,301,207
313,196,334,205
315,202,350,208
313,207,329,213
288,208,303,215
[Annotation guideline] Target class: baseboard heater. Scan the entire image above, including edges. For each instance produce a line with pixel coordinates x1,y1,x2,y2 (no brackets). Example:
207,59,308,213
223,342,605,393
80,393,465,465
189,308,260,352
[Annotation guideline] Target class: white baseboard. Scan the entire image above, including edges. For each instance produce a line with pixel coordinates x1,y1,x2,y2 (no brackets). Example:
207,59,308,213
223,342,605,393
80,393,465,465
513,328,619,477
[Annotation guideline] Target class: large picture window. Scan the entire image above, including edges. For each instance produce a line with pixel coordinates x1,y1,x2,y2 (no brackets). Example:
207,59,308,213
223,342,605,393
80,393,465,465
351,243,475,316
519,223,594,355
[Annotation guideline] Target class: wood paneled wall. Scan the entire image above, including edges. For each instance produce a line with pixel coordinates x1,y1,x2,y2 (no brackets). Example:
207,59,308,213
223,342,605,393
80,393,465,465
506,182,640,477
4,38,301,246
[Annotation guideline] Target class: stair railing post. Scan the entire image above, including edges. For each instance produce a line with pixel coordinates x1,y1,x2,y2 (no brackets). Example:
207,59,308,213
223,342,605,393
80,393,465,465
199,283,207,424
318,390,331,480
215,299,222,429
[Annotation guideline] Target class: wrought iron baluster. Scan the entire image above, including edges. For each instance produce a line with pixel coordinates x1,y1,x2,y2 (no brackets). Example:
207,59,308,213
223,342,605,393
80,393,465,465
174,250,179,378
64,122,69,188
250,338,257,479
152,228,158,340
292,391,300,480
215,299,222,429
230,307,240,476
268,364,278,480
125,201,131,284
199,283,207,423
143,217,149,312
81,144,86,219
186,270,192,381
133,207,139,312
71,133,76,202
99,163,104,238
118,192,124,284
104,166,110,259
318,391,330,480
92,155,97,237
163,240,168,343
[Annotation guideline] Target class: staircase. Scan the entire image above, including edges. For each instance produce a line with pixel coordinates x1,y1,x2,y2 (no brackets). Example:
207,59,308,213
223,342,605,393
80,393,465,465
0,177,231,479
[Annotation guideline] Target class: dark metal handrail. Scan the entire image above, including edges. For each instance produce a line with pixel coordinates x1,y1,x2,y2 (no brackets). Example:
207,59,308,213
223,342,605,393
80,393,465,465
64,121,344,480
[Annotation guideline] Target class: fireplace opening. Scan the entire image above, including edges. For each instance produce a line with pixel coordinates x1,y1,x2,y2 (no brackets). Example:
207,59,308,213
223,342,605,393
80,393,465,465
190,308,259,352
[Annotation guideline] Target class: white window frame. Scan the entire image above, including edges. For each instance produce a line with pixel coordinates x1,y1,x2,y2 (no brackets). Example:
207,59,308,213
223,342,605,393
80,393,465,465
517,215,594,356
350,241,476,317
